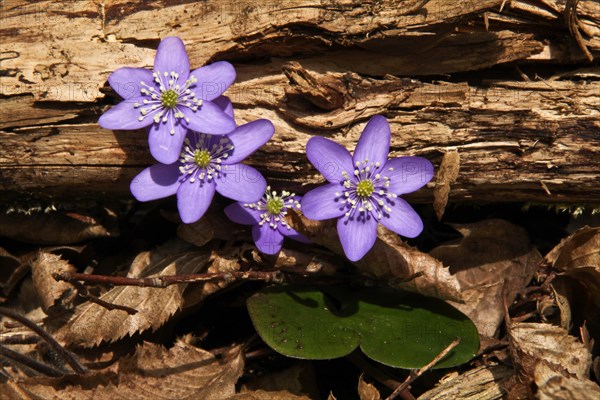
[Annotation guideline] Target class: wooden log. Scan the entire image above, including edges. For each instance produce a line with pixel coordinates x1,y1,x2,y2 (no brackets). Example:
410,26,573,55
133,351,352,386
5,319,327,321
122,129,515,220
1,0,599,203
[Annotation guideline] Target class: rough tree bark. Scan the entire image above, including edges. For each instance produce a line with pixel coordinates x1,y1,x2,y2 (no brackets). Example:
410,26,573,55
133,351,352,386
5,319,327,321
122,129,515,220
1,0,599,204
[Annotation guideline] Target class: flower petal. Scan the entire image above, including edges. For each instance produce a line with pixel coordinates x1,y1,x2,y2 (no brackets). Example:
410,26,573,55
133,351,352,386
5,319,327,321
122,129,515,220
148,114,187,164
300,183,346,221
379,197,424,238
215,164,266,202
181,101,236,135
130,164,181,201
252,224,284,255
306,136,354,183
190,61,236,101
337,214,378,261
98,99,154,130
278,226,312,244
383,157,434,195
153,37,190,86
176,180,216,224
213,95,234,120
108,67,154,100
222,119,274,165
224,202,262,225
353,115,390,167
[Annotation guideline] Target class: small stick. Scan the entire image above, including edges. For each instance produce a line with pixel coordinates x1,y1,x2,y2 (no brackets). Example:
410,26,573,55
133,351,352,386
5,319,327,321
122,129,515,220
0,307,87,374
0,343,64,377
347,352,413,400
69,279,138,315
0,333,40,345
384,337,462,400
54,270,286,288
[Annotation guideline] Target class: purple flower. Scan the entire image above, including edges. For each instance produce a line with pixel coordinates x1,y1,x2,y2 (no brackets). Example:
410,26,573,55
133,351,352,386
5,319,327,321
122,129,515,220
99,36,237,164
224,187,311,255
301,115,433,261
130,98,273,224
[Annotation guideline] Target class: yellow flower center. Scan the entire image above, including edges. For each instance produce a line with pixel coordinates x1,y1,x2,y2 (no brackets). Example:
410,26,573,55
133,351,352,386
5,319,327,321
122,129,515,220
356,180,374,198
194,149,211,167
266,198,284,215
161,89,179,109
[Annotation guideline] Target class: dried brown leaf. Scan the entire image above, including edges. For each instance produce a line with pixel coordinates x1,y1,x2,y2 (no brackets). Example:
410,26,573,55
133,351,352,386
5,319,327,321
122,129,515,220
177,217,215,247
510,322,592,379
430,219,541,336
550,278,574,329
417,364,513,400
0,208,118,245
544,227,600,345
177,209,240,247
262,248,338,275
229,391,312,400
544,226,600,270
433,150,460,220
49,240,213,347
358,374,381,400
534,360,600,400
182,247,244,310
288,213,463,301
31,252,77,314
7,340,244,400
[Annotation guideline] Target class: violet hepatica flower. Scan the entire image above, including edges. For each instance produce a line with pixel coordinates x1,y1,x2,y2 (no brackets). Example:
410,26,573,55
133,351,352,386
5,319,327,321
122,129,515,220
99,36,236,164
301,115,433,261
130,97,273,224
224,187,311,255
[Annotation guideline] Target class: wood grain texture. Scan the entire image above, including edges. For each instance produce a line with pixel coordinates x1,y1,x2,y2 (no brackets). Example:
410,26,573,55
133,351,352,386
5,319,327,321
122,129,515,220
1,0,599,203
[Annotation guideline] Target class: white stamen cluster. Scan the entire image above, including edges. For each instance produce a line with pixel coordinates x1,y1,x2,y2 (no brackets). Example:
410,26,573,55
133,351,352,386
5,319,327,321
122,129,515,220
335,159,398,220
134,70,203,135
178,133,234,184
244,187,300,230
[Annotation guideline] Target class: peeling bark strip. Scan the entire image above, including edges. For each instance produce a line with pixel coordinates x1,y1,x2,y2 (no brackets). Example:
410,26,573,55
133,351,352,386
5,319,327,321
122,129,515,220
1,0,599,203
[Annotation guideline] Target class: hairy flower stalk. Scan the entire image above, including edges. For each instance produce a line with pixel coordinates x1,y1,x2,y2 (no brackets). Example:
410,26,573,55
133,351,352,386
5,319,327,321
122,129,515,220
225,187,310,255
301,115,434,261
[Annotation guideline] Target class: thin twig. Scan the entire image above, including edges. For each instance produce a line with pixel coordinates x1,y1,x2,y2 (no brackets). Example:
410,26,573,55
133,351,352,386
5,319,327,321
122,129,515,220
0,307,87,374
347,352,414,400
0,343,64,377
384,337,462,400
510,311,538,323
0,333,40,345
69,279,138,315
54,270,286,288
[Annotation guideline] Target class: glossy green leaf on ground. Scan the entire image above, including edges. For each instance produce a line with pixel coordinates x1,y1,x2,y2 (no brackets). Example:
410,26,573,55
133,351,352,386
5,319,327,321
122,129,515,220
247,285,479,369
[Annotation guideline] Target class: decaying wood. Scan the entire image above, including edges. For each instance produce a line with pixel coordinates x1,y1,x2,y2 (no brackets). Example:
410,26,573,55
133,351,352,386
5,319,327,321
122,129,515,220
1,0,599,203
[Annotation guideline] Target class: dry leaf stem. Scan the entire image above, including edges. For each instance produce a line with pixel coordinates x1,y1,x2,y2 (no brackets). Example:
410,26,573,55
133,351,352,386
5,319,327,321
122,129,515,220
0,307,87,374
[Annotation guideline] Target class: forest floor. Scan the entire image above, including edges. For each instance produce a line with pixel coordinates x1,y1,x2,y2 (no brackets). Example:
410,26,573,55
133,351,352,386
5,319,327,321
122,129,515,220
1,197,599,399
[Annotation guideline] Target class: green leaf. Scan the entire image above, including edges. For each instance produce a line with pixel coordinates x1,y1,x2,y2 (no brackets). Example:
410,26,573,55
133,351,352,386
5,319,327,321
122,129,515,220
247,285,479,369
